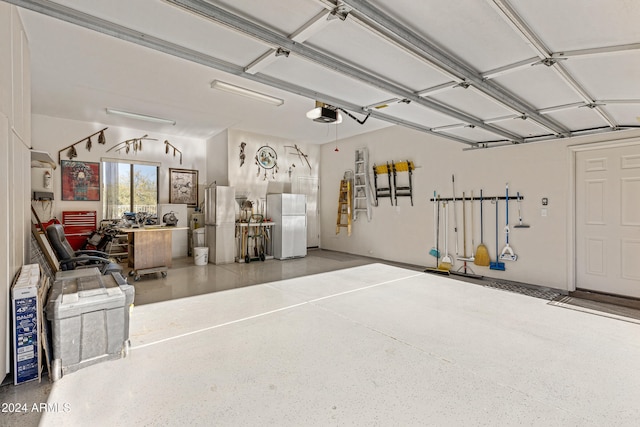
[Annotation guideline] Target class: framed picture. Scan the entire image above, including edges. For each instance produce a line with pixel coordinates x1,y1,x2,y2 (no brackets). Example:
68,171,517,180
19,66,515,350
61,160,100,201
169,168,198,207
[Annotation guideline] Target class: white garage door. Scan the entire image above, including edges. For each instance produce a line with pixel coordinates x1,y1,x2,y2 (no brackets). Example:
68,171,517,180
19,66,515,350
575,143,640,298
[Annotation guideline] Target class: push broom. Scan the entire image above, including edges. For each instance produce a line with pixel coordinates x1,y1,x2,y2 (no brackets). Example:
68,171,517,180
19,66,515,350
453,191,481,278
499,183,518,262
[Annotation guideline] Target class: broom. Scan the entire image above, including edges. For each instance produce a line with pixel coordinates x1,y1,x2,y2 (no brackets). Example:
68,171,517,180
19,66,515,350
474,189,491,266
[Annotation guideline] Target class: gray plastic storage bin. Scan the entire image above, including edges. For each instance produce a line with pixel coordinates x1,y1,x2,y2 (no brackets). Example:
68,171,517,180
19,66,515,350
46,267,135,381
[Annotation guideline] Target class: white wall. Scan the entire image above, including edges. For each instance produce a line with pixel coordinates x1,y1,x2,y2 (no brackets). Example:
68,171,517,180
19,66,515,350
206,129,229,187
1,3,32,380
227,129,319,213
320,125,640,291
31,114,207,221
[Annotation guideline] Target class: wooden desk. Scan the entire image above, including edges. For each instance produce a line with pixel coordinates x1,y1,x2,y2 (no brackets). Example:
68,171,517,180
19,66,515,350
122,226,188,281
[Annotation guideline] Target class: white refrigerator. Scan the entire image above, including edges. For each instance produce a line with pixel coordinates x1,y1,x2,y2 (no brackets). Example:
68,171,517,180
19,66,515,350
267,193,307,259
205,185,236,264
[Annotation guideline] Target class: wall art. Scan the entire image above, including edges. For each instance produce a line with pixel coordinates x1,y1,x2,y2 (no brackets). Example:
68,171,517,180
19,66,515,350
61,160,101,201
169,168,198,207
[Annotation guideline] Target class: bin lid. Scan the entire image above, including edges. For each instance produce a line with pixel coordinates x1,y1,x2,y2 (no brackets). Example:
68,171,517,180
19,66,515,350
46,270,126,319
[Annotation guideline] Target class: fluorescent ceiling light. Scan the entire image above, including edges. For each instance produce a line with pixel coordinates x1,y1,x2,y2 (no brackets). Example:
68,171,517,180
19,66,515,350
211,80,284,106
106,108,176,125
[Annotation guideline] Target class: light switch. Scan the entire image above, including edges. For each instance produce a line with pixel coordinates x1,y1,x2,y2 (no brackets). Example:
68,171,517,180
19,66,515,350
541,208,548,217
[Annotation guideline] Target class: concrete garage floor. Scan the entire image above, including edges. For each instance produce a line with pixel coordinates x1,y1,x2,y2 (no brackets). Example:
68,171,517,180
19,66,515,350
2,250,640,426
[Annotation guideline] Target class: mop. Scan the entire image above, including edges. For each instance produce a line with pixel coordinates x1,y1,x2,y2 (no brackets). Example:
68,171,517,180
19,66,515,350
499,183,518,261
514,192,530,229
489,198,505,271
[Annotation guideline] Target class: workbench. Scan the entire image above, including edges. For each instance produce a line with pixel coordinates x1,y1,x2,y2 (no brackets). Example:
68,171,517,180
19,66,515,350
121,226,188,281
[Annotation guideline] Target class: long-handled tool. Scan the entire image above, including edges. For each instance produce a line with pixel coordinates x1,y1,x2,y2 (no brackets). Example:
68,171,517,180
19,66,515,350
453,192,480,277
457,191,470,262
474,189,490,266
499,183,518,261
429,191,440,258
489,197,505,271
424,195,449,275
451,175,459,257
514,191,530,229
438,201,453,271
458,190,476,263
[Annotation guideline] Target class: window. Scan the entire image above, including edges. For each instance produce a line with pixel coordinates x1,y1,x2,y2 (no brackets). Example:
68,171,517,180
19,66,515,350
102,160,159,219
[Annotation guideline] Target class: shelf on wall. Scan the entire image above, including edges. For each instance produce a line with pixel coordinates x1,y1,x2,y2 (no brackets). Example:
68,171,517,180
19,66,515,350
31,150,56,169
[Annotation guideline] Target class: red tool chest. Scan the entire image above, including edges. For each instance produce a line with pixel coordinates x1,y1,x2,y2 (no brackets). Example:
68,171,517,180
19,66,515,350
62,211,97,251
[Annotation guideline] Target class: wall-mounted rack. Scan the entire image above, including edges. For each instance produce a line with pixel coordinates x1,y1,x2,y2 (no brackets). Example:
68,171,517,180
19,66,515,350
430,195,524,202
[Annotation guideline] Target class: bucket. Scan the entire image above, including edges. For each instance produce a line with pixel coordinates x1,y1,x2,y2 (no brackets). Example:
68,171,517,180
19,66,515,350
194,247,209,266
193,228,205,247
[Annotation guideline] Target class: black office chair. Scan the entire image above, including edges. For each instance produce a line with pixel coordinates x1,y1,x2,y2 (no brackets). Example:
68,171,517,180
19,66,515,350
46,224,123,275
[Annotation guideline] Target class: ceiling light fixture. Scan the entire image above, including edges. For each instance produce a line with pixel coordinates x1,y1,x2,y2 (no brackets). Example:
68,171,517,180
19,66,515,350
211,80,284,106
106,108,176,125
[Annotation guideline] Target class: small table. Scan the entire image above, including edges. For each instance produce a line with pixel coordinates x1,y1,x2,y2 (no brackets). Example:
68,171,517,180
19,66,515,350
121,226,188,281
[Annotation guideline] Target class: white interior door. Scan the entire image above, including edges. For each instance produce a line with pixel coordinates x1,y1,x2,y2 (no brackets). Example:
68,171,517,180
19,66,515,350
296,177,319,248
575,143,640,298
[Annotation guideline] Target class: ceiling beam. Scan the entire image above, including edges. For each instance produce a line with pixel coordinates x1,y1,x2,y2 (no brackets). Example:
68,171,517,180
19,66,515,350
340,0,570,137
551,42,640,59
6,0,478,146
245,9,333,75
164,0,524,142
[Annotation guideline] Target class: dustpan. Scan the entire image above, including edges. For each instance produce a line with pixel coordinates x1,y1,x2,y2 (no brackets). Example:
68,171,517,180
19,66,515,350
489,198,505,271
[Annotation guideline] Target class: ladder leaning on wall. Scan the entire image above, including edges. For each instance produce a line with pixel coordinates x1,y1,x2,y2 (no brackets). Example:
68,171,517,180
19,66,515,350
336,178,352,236
353,148,373,222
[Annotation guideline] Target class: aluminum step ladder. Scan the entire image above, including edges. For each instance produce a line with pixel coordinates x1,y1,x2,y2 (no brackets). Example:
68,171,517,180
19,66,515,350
336,179,352,236
353,148,373,221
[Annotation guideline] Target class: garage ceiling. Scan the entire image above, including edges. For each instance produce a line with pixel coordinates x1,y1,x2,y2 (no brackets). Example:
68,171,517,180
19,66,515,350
8,0,640,146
